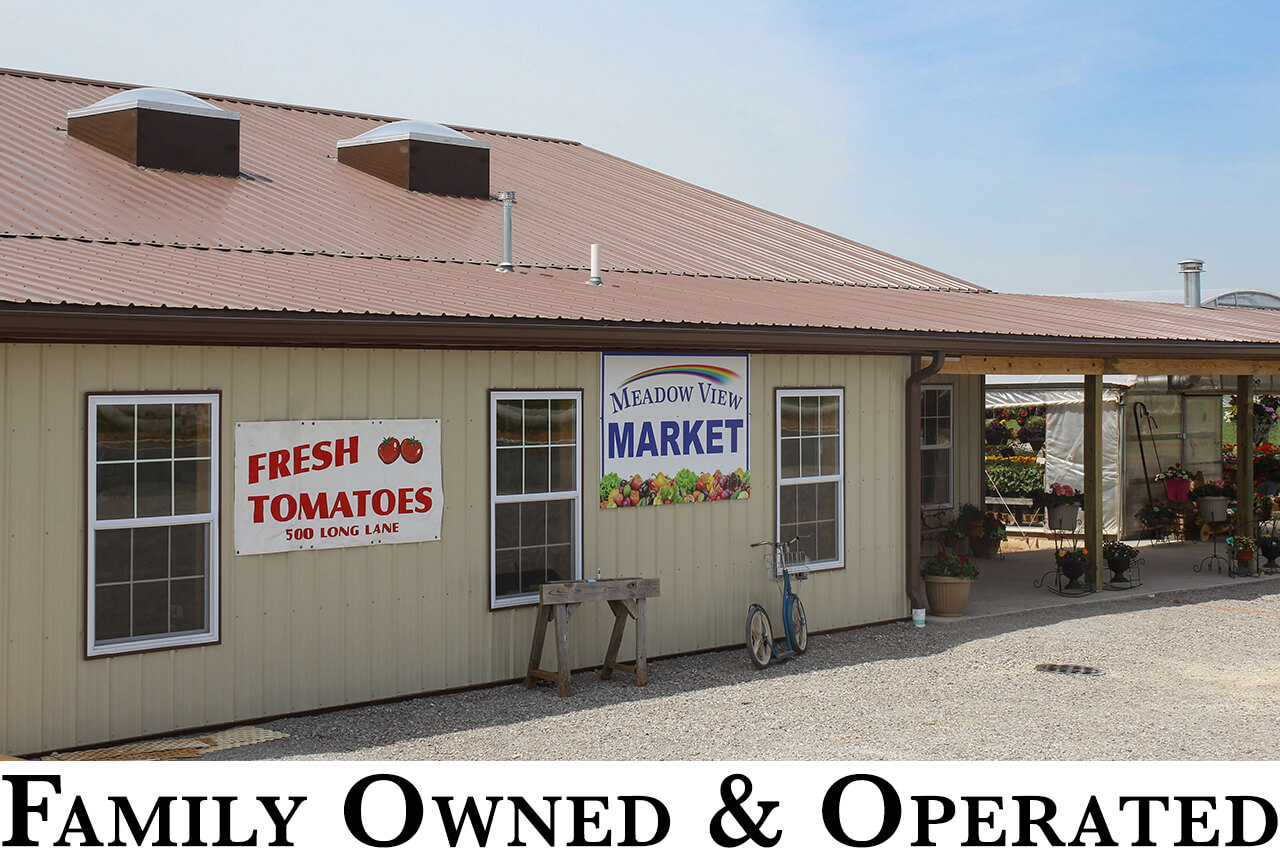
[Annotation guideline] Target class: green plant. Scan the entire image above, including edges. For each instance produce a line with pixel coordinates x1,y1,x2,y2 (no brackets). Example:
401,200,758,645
1134,502,1175,525
1102,542,1139,563
981,513,1006,541
1155,463,1193,481
956,503,984,525
984,455,1044,497
1036,482,1083,508
943,519,965,540
1055,546,1088,566
1188,480,1232,499
922,551,978,579
1230,535,1257,552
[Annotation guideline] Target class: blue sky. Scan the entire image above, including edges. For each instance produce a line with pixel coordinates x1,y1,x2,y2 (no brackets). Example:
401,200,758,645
4,1,1276,301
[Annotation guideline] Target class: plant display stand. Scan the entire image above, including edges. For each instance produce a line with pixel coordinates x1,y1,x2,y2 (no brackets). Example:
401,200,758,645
1193,533,1230,575
1033,533,1095,597
525,578,660,698
1102,556,1144,591
1230,553,1260,579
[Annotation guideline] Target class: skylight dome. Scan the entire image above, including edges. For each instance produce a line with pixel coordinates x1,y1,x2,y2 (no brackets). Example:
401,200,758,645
338,120,488,150
67,87,239,121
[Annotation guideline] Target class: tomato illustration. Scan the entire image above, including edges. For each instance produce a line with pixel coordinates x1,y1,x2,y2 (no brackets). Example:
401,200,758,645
378,437,401,464
400,437,423,464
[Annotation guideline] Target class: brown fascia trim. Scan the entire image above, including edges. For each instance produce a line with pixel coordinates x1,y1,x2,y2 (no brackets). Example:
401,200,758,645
4,302,1280,359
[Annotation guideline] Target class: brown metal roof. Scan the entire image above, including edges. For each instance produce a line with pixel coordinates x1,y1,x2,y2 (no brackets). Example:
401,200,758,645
3,68,1279,359
3,235,1280,356
0,68,980,291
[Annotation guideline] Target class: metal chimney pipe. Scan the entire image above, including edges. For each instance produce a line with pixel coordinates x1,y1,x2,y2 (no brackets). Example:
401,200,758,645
1180,259,1203,307
495,191,516,273
586,244,602,285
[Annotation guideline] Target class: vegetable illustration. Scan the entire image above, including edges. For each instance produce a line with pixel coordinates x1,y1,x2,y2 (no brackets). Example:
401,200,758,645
378,437,401,464
400,437,423,464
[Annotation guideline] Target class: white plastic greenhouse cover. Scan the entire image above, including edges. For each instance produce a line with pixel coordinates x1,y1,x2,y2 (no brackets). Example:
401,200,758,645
986,381,1131,535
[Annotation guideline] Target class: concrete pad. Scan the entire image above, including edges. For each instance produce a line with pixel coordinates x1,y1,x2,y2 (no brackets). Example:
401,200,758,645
929,538,1273,622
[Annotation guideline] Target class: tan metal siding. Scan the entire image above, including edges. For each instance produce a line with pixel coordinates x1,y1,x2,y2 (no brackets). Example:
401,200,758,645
935,374,985,511
0,344,907,755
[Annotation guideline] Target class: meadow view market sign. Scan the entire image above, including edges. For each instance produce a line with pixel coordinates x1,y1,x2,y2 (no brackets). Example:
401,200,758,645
234,419,443,555
600,354,749,508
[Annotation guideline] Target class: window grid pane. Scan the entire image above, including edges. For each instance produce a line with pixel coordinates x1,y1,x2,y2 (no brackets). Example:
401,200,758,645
491,394,581,605
921,385,953,508
777,391,843,567
90,394,218,652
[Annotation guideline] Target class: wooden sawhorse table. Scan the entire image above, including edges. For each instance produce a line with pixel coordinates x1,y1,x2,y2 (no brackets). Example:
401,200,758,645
524,578,661,697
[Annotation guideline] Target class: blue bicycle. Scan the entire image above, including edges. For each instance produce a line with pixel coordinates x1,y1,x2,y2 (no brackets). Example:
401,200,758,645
745,537,808,668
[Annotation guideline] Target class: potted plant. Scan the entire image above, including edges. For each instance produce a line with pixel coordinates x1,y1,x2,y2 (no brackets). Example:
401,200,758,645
1155,463,1194,502
1134,501,1175,537
1230,535,1257,570
1018,414,1047,453
1054,546,1090,590
922,551,978,617
1037,482,1083,532
957,504,985,552
1102,541,1140,584
1255,494,1275,521
1188,480,1232,523
941,518,964,550
970,513,1005,557
1259,534,1280,570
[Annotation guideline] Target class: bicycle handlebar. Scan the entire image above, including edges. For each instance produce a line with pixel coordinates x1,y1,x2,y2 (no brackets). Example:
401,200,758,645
750,537,799,548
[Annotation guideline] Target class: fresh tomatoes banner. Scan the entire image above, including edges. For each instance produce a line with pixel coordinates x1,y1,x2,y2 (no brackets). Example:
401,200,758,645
601,354,750,508
234,419,443,556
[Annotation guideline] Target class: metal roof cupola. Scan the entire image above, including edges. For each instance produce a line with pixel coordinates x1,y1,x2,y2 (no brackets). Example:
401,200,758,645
66,87,241,176
336,120,491,198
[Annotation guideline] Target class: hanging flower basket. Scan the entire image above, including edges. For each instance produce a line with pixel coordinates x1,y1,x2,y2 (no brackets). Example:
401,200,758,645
1048,503,1080,532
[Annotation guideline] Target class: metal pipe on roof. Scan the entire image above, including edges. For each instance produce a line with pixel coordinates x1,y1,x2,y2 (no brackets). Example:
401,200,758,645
495,191,516,273
587,244,602,285
1180,259,1203,308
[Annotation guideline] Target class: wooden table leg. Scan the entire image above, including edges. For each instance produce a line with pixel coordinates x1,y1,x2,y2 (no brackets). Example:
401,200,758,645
524,604,552,688
601,600,628,680
553,603,573,697
634,597,648,687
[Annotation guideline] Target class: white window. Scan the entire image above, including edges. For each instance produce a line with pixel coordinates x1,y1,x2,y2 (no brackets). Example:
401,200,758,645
922,384,953,509
776,389,843,570
87,393,220,657
490,391,583,608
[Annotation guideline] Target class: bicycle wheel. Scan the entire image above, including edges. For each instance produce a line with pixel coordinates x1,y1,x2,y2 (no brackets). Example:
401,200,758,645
786,595,808,654
745,604,773,669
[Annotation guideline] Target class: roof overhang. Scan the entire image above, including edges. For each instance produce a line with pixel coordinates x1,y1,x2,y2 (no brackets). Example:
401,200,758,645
5,302,1280,372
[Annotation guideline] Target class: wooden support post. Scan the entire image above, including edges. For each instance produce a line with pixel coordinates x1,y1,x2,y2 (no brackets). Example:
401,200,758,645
1084,374,1104,588
1238,374,1256,539
523,604,552,689
553,604,572,697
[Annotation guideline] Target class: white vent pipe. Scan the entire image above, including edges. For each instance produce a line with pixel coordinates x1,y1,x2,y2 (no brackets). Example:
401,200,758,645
587,244,602,285
495,191,516,273
1180,259,1203,307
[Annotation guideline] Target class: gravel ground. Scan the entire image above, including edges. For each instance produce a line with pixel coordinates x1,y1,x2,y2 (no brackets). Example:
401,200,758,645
207,578,1280,761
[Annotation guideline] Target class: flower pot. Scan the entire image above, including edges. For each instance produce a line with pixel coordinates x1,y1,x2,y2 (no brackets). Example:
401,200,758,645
1164,477,1190,502
1105,555,1132,583
1057,559,1088,590
923,575,972,617
1260,541,1280,569
1236,549,1255,563
1196,496,1229,523
968,536,999,558
942,535,960,550
1047,503,1079,532
964,521,984,539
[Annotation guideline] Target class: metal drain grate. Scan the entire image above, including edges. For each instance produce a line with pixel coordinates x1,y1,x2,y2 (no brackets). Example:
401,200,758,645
1035,663,1101,676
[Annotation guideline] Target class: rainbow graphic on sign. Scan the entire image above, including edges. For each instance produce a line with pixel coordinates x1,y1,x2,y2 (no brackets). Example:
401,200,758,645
619,364,740,388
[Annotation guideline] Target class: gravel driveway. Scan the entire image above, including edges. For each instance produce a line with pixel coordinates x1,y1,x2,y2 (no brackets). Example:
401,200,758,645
208,578,1280,761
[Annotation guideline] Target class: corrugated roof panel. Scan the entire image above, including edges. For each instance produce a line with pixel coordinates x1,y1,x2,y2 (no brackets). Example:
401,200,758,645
0,69,982,291
3,237,1280,346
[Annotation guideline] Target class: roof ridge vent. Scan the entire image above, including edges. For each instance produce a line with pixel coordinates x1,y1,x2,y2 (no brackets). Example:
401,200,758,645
336,120,490,198
67,87,240,176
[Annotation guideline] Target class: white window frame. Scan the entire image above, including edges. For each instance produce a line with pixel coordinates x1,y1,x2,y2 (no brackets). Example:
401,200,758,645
921,383,954,510
489,390,584,609
775,388,844,572
87,392,221,657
